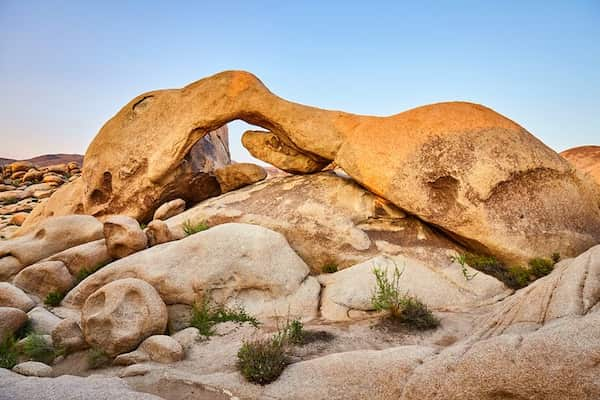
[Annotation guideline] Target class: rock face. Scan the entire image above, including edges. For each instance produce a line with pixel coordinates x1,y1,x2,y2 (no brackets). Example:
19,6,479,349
81,278,167,356
319,255,510,321
13,260,74,299
65,224,320,320
0,215,103,279
166,172,463,272
103,216,147,259
0,306,27,341
214,162,267,193
560,145,600,186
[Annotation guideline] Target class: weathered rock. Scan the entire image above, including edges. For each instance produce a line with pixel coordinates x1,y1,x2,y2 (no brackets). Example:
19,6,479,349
171,327,201,350
7,161,34,174
27,306,62,335
14,260,74,299
0,307,27,341
166,304,192,333
138,335,184,363
44,239,111,276
81,278,167,356
0,215,103,279
113,349,150,366
64,224,320,321
103,215,147,259
45,164,69,175
67,161,80,171
0,368,163,399
561,145,600,187
10,171,26,180
42,174,65,185
0,282,35,311
167,172,463,272
22,169,44,183
51,318,88,353
0,184,17,192
153,198,186,221
214,163,267,193
9,212,29,226
12,361,53,377
0,189,30,203
145,220,175,247
318,254,510,321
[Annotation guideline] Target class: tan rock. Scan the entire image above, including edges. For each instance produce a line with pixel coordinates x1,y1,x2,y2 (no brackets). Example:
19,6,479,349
51,318,88,353
171,327,201,349
12,361,53,377
166,172,462,272
44,239,111,276
214,163,267,193
27,306,62,335
10,171,26,181
145,220,174,247
13,260,74,299
138,335,184,363
0,189,30,203
166,304,192,333
64,223,320,321
113,349,149,366
560,145,600,186
42,174,65,185
153,198,186,221
81,278,167,356
0,215,103,279
67,161,80,171
0,282,35,311
103,215,147,258
9,212,29,226
0,307,27,341
45,164,69,175
0,184,16,192
22,169,44,183
7,161,34,174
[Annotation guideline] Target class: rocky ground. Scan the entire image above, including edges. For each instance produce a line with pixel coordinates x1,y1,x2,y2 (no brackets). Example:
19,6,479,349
1,71,600,400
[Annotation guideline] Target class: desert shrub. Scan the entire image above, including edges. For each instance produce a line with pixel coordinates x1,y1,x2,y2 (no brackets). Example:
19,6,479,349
190,299,259,337
22,334,56,364
87,348,111,369
44,290,65,307
506,266,531,289
528,257,554,278
551,252,561,264
0,335,18,369
237,338,288,384
371,264,439,330
451,253,478,281
273,318,305,346
182,220,209,236
322,263,338,273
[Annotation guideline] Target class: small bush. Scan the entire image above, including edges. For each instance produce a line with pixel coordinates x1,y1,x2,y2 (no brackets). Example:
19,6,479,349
183,220,209,236
451,253,478,281
22,334,56,364
506,266,531,289
190,299,259,337
237,338,288,385
529,257,554,278
0,335,18,369
273,318,305,346
322,263,338,273
87,348,111,369
44,290,65,307
371,264,439,330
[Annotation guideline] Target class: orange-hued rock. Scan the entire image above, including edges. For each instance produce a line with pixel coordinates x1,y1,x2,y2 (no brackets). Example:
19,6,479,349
560,145,600,186
17,71,600,262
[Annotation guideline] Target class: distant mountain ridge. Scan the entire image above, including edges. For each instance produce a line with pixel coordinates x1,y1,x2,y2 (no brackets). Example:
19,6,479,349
0,153,83,167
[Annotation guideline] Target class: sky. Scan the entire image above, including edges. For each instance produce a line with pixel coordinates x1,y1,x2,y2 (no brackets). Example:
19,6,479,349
0,0,599,163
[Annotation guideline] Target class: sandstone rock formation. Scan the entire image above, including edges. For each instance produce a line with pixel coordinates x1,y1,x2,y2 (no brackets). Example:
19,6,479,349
0,282,35,311
214,162,267,193
166,172,463,272
12,361,53,377
153,198,186,221
81,278,167,356
16,71,600,264
0,306,27,341
13,260,74,299
64,223,320,320
103,215,147,258
560,145,600,186
51,318,87,353
137,335,185,363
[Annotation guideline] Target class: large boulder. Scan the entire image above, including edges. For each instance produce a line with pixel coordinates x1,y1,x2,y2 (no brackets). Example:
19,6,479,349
560,145,600,186
0,215,103,279
0,282,35,311
103,216,147,259
64,223,320,320
166,172,463,272
27,306,62,335
81,278,167,356
43,239,111,276
13,260,74,299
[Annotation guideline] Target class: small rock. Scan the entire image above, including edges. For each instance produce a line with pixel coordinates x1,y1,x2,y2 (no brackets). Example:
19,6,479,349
138,335,184,363
52,319,88,353
0,283,35,311
118,363,156,378
22,169,44,183
42,174,64,185
171,327,201,350
45,164,69,175
215,163,267,193
103,215,148,259
9,212,29,226
146,220,175,247
12,361,53,377
153,199,186,221
113,350,149,366
13,260,74,299
27,306,62,335
0,307,28,341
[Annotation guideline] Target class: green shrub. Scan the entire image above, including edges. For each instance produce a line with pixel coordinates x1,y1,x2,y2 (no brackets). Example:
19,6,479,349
182,220,209,236
0,335,18,369
506,266,531,289
190,299,259,337
87,348,111,369
322,263,338,273
451,253,478,281
22,334,56,364
371,264,439,330
273,318,305,346
529,257,554,278
237,338,288,385
44,290,65,307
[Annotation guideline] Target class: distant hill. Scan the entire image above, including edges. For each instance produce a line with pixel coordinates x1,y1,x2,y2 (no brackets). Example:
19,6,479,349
0,154,84,168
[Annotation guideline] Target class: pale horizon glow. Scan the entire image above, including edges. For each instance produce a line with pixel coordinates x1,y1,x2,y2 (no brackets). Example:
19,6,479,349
1,1,599,163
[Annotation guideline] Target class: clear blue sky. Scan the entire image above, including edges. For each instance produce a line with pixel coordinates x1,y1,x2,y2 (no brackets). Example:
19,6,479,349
1,1,599,163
